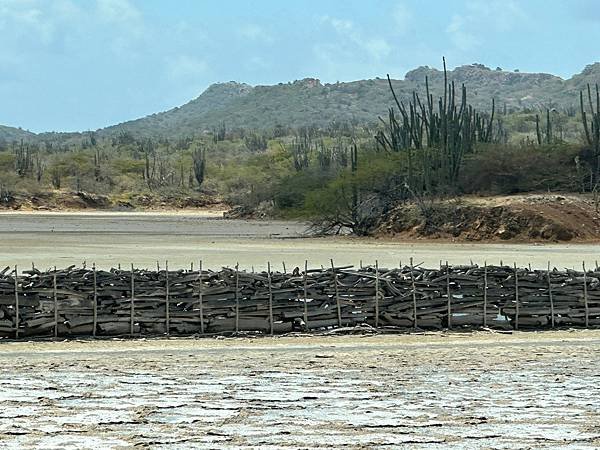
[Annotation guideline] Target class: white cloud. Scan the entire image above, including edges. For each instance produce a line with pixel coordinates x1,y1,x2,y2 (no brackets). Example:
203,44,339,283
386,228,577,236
166,54,208,81
239,24,273,43
0,0,56,45
96,0,141,25
445,0,526,53
393,2,413,33
319,15,391,61
364,38,392,60
446,14,478,52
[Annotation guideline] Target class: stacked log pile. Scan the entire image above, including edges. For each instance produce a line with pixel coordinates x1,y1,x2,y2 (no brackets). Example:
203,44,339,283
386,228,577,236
0,262,598,338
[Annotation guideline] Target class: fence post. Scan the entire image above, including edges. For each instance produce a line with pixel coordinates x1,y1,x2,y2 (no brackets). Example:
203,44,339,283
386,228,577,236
446,261,452,329
165,261,170,335
130,264,135,337
514,263,519,330
235,263,240,333
199,260,204,334
375,260,380,328
93,263,97,337
583,261,589,328
268,262,273,335
53,272,58,338
483,262,488,327
303,260,308,327
14,265,19,339
547,262,554,328
410,258,417,330
331,259,342,327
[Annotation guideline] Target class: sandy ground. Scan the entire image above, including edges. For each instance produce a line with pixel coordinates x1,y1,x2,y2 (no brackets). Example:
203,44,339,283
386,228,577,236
1,212,600,271
2,214,599,450
0,330,599,449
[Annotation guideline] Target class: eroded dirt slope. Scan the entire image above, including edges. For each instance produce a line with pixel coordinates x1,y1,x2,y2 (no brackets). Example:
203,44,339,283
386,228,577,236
379,194,600,242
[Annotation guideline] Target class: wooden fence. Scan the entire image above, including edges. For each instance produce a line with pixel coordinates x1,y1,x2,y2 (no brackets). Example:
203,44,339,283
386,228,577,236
0,260,598,338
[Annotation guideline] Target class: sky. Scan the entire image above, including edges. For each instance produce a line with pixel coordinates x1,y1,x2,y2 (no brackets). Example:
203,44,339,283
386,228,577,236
1,0,600,133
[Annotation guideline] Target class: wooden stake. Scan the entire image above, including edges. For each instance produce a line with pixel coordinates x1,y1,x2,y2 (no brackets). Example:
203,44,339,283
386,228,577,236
374,260,380,328
199,260,204,334
331,259,342,327
130,264,135,337
483,262,488,327
410,257,417,330
53,272,58,338
583,261,589,328
282,261,286,274
303,260,308,327
446,261,452,329
93,263,97,337
514,263,519,330
14,265,19,339
235,263,240,333
547,261,554,328
267,262,273,335
165,261,170,335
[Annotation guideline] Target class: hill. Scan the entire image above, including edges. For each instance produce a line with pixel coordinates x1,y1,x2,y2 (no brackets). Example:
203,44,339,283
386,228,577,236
2,62,600,141
0,125,36,143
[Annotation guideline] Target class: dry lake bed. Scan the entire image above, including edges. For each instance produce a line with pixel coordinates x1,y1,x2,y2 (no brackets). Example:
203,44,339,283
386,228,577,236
0,331,599,449
2,212,600,449
1,211,599,271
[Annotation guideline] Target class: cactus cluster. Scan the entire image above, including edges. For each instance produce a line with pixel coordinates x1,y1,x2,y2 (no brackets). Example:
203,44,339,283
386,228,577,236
375,58,496,193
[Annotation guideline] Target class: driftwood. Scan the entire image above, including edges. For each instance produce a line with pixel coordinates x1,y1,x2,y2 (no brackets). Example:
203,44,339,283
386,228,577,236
0,263,598,338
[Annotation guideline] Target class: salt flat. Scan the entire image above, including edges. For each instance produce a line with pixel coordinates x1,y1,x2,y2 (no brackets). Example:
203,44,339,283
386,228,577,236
0,331,599,449
0,212,599,271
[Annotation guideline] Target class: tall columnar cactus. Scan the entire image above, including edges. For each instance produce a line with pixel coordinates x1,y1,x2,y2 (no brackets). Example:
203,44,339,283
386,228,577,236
289,128,312,171
580,84,600,159
375,57,496,193
350,143,358,222
14,140,33,177
192,146,206,189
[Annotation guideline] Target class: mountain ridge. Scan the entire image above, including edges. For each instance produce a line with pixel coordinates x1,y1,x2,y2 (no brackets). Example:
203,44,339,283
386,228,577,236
2,62,600,142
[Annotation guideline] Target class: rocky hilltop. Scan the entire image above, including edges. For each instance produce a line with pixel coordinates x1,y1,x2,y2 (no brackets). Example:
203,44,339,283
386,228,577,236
3,62,600,141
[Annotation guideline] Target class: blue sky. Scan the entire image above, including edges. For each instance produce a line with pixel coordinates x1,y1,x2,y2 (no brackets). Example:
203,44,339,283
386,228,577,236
1,0,599,133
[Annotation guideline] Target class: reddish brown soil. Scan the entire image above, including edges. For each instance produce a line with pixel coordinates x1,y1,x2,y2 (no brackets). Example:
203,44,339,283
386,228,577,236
378,194,600,242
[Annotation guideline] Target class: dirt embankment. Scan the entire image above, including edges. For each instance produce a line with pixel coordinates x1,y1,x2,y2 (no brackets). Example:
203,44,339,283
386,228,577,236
0,190,227,212
378,194,600,242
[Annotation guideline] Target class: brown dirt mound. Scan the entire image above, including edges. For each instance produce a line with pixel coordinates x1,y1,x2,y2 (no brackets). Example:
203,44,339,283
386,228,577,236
378,194,600,242
0,190,224,212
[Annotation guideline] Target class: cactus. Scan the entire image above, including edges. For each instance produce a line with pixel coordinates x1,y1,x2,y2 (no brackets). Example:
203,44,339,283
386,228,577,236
192,146,206,189
14,140,33,177
375,58,496,193
580,84,600,154
580,84,600,183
